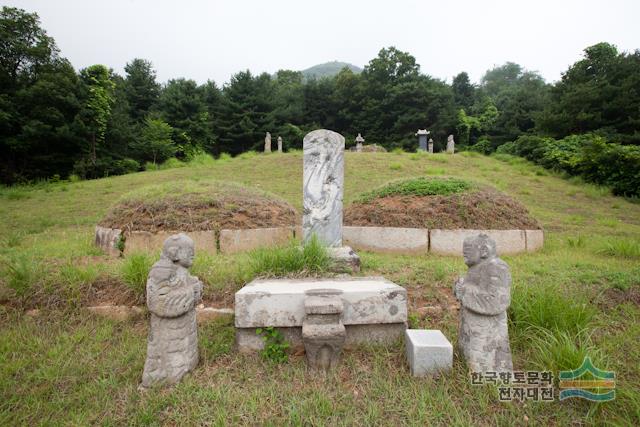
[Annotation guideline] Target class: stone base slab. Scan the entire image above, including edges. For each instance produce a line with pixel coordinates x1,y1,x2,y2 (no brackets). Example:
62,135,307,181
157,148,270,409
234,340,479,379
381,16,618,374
429,229,527,256
236,323,407,352
526,229,544,252
343,226,428,253
235,277,407,328
219,227,294,254
124,230,217,255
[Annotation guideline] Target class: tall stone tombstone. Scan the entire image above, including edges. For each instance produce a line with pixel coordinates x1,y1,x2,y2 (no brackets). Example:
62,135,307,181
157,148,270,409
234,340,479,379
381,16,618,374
303,129,344,247
416,129,429,151
355,133,365,152
447,135,455,154
428,138,434,154
277,136,283,153
264,132,272,153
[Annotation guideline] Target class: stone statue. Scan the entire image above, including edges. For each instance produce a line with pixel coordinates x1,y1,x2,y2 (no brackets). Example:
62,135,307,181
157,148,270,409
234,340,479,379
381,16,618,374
141,233,203,387
447,135,455,154
264,132,272,153
454,234,513,373
277,135,283,153
428,138,434,154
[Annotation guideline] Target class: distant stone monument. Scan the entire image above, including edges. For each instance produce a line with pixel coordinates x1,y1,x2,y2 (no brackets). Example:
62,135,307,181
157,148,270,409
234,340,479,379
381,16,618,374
264,132,272,153
428,138,434,154
141,233,203,387
415,129,430,151
277,136,283,153
454,234,513,373
355,133,365,152
447,135,455,154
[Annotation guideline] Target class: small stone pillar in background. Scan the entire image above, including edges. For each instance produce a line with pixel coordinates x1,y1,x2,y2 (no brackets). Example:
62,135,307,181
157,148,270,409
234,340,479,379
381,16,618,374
415,129,429,151
277,136,283,153
302,289,346,371
447,135,455,154
141,233,203,388
428,138,434,154
264,132,272,153
454,234,513,373
355,133,365,152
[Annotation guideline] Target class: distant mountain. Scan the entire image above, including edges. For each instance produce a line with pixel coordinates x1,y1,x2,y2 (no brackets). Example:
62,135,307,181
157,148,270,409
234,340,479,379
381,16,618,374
301,61,362,79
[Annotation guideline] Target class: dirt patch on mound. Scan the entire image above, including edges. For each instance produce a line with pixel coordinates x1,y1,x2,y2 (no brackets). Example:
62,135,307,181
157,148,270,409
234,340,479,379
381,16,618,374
100,189,298,233
345,188,540,229
599,287,640,309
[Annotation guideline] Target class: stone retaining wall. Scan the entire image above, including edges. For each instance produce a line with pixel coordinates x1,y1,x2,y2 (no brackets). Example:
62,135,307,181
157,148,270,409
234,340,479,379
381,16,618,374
95,225,543,256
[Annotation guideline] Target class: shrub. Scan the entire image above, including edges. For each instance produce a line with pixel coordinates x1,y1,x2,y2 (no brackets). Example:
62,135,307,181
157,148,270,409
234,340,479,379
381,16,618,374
188,152,216,166
356,177,472,203
498,134,640,197
120,253,154,297
111,158,140,175
158,157,185,170
389,162,402,171
391,147,405,155
468,137,493,155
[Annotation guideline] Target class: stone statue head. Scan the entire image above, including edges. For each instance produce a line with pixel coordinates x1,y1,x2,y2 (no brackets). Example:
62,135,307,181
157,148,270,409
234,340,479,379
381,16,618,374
162,233,195,268
462,234,497,266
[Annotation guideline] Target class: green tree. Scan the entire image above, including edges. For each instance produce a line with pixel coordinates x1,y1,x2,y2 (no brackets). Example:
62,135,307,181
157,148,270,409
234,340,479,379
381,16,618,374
452,72,476,110
537,42,640,144
133,118,176,164
78,64,115,167
124,58,160,122
0,7,83,183
156,78,212,156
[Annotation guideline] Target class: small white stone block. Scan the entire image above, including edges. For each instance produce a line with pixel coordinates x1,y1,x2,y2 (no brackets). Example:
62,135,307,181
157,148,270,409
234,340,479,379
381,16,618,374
405,329,453,377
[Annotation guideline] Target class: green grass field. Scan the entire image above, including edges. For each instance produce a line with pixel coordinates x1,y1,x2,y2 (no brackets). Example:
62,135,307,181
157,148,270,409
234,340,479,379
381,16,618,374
1,151,639,425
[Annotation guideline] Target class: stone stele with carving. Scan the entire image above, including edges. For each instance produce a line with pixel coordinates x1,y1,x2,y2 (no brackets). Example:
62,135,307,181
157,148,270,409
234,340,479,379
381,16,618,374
303,129,345,247
141,233,203,387
454,234,513,373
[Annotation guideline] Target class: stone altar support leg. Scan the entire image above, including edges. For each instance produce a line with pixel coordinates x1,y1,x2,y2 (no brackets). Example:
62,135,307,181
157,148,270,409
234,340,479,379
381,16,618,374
302,289,346,371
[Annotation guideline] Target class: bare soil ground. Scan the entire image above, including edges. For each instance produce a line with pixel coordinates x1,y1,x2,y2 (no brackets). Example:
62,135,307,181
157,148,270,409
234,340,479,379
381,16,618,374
344,188,541,229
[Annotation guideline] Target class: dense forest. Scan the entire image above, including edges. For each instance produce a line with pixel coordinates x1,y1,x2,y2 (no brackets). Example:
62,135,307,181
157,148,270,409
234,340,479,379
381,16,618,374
1,7,639,195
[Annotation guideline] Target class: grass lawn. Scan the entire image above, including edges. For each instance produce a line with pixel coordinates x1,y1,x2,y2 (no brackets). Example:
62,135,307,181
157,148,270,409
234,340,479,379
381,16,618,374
1,151,639,425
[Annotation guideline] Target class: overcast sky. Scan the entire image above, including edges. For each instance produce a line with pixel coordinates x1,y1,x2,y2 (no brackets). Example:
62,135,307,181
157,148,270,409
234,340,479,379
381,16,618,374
7,0,640,86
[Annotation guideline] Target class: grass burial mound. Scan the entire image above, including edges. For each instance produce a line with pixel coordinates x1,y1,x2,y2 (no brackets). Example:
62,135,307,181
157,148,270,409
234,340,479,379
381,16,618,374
344,176,541,229
99,179,298,233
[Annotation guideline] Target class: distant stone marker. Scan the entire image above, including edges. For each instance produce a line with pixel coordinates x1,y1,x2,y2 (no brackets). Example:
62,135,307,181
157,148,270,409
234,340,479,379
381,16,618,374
277,135,283,153
447,135,455,154
141,233,203,388
415,129,430,151
355,133,365,152
454,233,513,372
303,129,345,247
264,132,272,153
428,138,434,154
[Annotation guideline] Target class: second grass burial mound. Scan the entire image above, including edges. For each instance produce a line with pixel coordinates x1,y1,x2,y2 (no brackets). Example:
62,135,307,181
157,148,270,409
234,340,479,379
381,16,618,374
99,180,298,233
344,177,540,230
